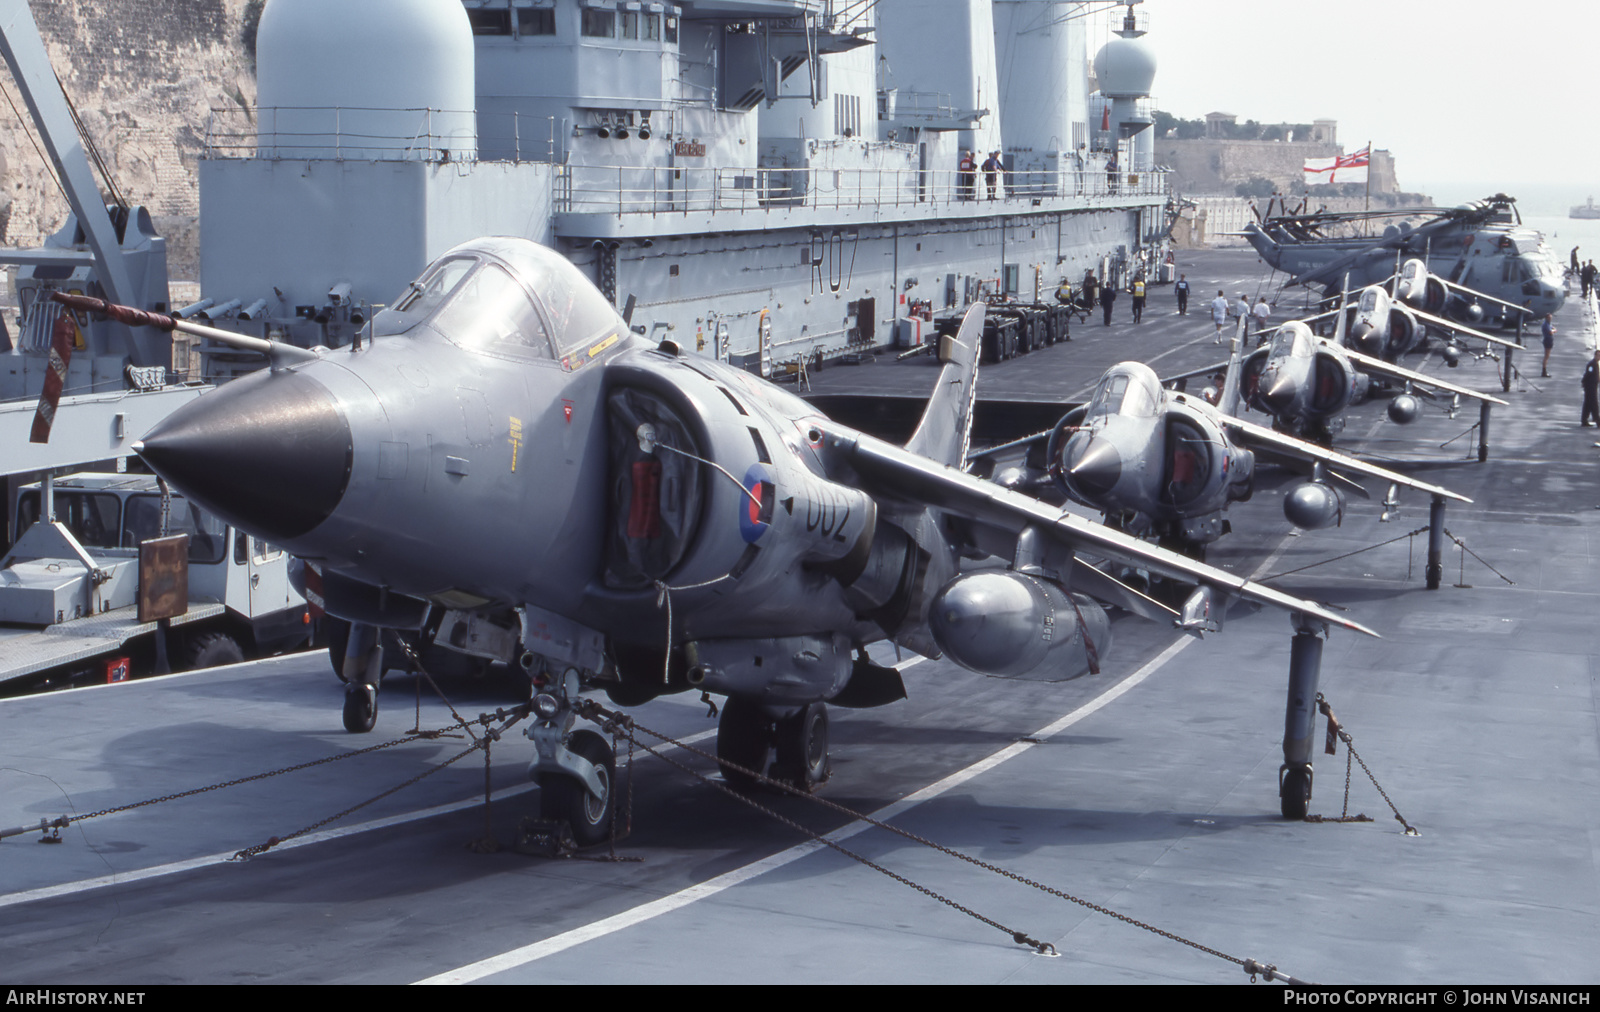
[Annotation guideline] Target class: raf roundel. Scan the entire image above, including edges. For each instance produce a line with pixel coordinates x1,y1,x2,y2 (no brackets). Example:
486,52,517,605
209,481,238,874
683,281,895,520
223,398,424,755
739,463,774,544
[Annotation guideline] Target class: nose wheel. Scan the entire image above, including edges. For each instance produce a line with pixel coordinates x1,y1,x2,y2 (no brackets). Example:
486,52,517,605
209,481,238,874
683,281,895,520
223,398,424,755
537,729,616,847
342,683,378,733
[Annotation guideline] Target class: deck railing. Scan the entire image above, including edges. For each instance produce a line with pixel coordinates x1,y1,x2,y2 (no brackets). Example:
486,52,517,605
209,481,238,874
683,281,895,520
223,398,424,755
553,164,1168,215
202,107,1168,214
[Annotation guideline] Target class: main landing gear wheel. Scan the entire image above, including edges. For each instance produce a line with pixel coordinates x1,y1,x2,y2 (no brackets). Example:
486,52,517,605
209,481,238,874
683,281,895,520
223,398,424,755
1280,764,1312,820
539,729,615,847
716,696,771,791
772,702,831,791
343,683,378,734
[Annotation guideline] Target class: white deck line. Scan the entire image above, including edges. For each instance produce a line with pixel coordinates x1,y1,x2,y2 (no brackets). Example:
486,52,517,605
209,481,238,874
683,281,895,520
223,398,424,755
416,536,1296,986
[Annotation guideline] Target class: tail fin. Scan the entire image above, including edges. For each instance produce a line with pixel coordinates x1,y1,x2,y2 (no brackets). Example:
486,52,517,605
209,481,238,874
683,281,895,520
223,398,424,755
1217,314,1248,418
906,302,984,467
1242,222,1281,266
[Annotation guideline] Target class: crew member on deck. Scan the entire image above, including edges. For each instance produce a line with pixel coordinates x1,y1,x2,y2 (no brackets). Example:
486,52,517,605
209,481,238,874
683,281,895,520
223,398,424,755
1100,280,1117,326
1541,314,1556,378
958,150,976,201
1252,296,1271,334
1175,274,1189,315
982,151,1002,200
1582,348,1600,427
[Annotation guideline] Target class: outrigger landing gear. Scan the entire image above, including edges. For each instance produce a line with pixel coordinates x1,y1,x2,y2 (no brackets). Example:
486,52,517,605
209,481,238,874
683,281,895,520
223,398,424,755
1425,495,1447,590
1279,613,1325,820
526,663,616,846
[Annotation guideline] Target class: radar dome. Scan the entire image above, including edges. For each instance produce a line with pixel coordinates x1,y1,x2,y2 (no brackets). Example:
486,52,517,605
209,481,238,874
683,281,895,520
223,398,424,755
256,0,476,160
1093,36,1157,98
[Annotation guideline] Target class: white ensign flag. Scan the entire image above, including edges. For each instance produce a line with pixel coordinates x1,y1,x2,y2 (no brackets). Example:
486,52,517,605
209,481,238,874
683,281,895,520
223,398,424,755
1303,146,1370,184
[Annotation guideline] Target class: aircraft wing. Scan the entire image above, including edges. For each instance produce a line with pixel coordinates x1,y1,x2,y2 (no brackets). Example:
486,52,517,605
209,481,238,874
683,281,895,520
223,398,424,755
1159,359,1232,387
1343,347,1509,406
831,427,1378,637
1433,278,1532,316
1197,400,1472,504
965,428,1050,463
1410,306,1526,351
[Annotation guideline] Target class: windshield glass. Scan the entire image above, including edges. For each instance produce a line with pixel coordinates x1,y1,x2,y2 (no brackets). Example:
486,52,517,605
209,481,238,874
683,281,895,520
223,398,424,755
388,257,476,331
122,494,228,565
431,263,554,359
15,491,121,549
1359,289,1379,313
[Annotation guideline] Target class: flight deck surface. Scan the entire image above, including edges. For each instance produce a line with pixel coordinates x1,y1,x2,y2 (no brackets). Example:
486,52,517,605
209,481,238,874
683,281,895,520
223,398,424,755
2,249,1596,985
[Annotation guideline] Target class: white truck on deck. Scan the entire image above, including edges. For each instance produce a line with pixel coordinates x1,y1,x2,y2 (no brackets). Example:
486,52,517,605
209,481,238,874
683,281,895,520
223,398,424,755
0,472,312,693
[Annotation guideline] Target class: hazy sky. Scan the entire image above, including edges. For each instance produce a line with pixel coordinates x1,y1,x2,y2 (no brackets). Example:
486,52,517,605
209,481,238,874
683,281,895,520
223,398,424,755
1100,0,1593,194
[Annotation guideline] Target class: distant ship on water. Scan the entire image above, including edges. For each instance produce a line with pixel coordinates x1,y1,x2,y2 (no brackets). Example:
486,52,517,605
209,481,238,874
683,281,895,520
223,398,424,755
1572,196,1600,219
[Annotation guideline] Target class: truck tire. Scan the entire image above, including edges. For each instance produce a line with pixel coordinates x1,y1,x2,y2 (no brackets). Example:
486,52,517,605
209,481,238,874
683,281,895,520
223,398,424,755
186,631,245,670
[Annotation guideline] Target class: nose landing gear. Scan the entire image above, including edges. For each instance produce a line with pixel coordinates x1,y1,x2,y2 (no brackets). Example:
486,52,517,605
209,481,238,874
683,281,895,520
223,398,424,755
526,664,618,846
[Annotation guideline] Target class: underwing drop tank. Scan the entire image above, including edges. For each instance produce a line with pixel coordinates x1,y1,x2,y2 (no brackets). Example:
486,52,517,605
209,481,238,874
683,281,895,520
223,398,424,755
928,570,1109,679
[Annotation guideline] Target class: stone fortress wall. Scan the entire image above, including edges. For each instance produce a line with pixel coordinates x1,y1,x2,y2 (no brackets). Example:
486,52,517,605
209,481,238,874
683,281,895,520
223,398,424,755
0,0,256,284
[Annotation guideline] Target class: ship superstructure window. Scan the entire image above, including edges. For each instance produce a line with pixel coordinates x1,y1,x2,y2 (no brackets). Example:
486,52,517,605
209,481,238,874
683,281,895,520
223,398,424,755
665,15,677,42
622,11,638,38
583,9,615,36
643,13,660,39
469,9,512,35
518,8,556,35
835,94,861,138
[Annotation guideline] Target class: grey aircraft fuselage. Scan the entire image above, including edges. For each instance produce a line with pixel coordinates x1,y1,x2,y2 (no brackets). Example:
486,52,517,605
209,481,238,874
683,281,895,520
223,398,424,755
1243,321,1367,440
1053,362,1255,550
123,236,1379,833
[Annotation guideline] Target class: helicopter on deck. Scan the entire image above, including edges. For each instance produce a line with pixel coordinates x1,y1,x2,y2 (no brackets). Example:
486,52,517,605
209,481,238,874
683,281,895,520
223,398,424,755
1244,194,1564,325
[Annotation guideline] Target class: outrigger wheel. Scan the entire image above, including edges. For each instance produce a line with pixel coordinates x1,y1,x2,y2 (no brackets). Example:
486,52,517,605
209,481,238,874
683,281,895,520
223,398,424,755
1280,764,1312,820
538,729,615,847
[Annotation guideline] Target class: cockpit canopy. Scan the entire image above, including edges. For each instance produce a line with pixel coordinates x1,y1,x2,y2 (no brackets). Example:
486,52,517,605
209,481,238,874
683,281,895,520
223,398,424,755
373,237,626,365
1271,321,1315,359
1087,362,1162,420
1359,288,1381,314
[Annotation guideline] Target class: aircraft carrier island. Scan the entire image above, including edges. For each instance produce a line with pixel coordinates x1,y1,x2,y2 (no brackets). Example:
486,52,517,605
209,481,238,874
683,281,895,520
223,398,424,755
0,0,1595,991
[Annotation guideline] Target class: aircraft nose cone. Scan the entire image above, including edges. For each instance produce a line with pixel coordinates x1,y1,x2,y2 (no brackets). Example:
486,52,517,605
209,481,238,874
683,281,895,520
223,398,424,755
1063,435,1122,498
136,367,353,541
1348,322,1383,356
1258,372,1299,413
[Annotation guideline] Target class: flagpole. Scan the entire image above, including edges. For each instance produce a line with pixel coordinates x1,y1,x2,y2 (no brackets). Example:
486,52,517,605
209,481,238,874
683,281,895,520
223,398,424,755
1364,139,1371,218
